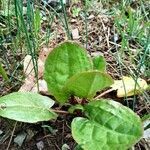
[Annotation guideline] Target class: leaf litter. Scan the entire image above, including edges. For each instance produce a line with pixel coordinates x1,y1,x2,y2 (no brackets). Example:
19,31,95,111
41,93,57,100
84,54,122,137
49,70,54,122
0,1,149,150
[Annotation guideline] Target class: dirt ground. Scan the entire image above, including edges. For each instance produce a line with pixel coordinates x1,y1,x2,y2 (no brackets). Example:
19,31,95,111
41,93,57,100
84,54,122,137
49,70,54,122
0,1,149,150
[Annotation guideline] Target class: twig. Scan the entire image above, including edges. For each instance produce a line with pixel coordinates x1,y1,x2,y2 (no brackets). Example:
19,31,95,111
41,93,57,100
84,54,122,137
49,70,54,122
95,88,114,99
52,109,69,114
42,122,52,148
6,121,17,150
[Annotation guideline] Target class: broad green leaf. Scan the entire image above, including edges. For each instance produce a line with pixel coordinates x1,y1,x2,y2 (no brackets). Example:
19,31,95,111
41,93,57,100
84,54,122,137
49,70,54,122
74,145,83,150
44,41,93,103
0,92,57,123
63,71,113,99
111,76,148,97
92,55,106,72
72,99,143,150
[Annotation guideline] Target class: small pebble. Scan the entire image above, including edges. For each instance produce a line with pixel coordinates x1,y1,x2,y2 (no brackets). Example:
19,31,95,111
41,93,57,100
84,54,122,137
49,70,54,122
36,141,44,150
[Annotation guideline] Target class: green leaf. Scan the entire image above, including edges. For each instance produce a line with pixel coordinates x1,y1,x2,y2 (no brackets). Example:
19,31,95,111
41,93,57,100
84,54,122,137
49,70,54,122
0,63,9,81
44,41,93,103
72,99,143,150
92,55,106,72
63,71,113,99
34,9,41,37
74,145,83,150
0,92,57,123
68,104,84,114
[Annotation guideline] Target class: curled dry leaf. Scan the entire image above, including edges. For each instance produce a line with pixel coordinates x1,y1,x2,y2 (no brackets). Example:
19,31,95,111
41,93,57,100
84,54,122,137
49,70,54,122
111,76,148,97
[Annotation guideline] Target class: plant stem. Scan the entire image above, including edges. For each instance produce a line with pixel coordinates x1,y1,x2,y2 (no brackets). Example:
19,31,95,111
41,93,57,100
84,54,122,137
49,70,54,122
52,109,69,114
95,88,114,99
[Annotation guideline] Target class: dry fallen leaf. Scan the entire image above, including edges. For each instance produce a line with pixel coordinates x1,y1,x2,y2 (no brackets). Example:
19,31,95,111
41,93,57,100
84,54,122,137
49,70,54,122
19,76,35,92
72,28,80,40
111,76,148,97
19,47,52,94
31,79,49,95
88,14,95,20
23,55,34,76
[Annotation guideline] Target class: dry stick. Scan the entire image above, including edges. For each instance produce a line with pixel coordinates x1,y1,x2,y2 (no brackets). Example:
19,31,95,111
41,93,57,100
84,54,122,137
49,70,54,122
42,122,52,148
54,142,61,150
52,109,69,114
6,121,17,150
109,41,121,47
37,134,52,141
95,88,114,99
107,27,110,48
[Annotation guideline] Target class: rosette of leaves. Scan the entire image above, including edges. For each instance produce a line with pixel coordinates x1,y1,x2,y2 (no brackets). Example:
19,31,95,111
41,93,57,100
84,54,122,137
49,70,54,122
0,41,143,149
44,41,113,103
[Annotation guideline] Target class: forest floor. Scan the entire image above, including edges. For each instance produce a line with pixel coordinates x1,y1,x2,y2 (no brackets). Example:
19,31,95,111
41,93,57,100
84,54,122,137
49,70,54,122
0,1,150,150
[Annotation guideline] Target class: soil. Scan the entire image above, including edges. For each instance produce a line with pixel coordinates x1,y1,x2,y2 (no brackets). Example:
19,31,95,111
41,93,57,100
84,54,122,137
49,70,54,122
0,1,149,150
0,115,76,150
0,94,149,150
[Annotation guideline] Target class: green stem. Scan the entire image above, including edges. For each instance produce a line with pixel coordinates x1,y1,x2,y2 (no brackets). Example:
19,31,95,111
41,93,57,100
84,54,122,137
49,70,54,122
59,0,71,40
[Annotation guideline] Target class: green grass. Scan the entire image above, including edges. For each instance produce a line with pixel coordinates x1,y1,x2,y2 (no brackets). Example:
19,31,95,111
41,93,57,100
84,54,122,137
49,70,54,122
113,1,150,103
0,0,149,149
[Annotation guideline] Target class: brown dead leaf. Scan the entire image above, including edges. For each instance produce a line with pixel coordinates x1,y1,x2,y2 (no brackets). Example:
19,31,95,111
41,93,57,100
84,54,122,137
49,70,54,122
31,79,49,95
38,47,52,62
23,55,34,76
19,76,35,92
38,47,52,78
19,47,52,94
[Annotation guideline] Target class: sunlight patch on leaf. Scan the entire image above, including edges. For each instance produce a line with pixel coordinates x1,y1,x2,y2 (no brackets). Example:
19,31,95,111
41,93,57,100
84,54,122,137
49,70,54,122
63,71,113,100
0,92,57,123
